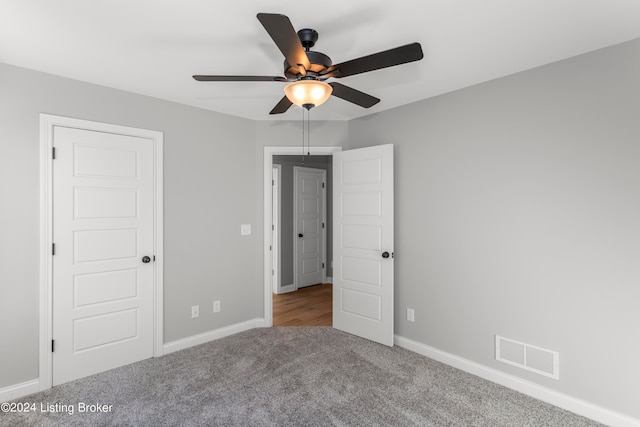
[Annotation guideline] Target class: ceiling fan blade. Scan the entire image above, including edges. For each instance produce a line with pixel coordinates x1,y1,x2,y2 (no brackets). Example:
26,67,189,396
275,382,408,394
322,42,423,79
193,75,288,82
257,13,311,73
329,82,380,108
269,96,294,114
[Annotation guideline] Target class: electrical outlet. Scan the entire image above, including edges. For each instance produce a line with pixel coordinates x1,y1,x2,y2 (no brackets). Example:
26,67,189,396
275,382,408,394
213,300,221,313
407,308,415,322
191,305,199,319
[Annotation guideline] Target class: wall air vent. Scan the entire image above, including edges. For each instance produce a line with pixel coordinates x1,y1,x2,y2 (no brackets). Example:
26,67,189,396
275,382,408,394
495,335,559,380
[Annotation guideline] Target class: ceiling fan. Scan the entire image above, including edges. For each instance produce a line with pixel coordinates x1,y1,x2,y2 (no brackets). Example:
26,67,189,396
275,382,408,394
193,13,424,114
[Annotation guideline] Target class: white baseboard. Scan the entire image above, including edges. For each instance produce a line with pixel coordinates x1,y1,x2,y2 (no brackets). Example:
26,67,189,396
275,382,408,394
395,335,640,427
0,379,40,403
163,318,266,355
325,277,333,284
278,284,296,294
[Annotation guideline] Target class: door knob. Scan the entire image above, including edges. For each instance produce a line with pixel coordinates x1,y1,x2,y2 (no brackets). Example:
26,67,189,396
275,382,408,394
382,251,390,259
142,256,151,263
298,233,304,238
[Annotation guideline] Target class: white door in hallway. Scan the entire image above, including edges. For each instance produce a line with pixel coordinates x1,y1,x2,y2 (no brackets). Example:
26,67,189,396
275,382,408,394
294,166,326,288
333,144,394,346
52,125,155,385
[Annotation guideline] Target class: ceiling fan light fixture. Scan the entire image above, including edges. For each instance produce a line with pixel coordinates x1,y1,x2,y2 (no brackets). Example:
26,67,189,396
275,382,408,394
284,80,333,108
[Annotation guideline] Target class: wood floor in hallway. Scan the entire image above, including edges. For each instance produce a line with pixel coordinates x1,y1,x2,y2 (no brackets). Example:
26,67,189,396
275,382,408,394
273,283,332,326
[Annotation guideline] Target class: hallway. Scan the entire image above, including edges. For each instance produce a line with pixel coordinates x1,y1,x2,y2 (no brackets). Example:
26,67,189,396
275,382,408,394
272,284,332,326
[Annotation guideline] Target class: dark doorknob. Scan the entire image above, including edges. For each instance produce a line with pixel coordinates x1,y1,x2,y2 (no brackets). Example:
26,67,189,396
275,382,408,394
298,233,303,238
142,256,151,263
382,251,390,259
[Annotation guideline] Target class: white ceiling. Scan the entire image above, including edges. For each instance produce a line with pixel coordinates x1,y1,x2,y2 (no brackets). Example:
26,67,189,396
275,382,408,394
2,0,640,121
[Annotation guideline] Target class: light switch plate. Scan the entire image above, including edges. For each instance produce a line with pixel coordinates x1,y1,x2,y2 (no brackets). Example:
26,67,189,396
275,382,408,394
240,224,251,235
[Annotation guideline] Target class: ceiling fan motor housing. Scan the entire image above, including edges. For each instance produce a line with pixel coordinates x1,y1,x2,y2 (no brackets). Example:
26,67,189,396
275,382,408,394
284,51,332,79
283,28,332,79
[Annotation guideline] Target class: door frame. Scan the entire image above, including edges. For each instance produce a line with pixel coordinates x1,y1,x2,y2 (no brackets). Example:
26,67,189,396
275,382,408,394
271,164,282,294
263,146,341,326
293,166,327,289
39,114,164,391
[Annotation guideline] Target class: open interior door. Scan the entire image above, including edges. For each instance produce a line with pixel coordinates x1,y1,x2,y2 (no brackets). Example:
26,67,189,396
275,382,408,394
333,144,394,346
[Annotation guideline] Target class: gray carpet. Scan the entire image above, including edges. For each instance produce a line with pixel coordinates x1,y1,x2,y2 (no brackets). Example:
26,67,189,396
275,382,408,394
1,327,601,426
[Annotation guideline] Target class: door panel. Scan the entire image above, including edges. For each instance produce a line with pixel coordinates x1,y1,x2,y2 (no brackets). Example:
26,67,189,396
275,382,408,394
342,224,382,251
74,188,138,219
294,167,326,288
341,288,381,320
333,144,394,346
74,144,138,178
73,309,138,352
53,126,154,385
74,229,138,262
73,269,138,307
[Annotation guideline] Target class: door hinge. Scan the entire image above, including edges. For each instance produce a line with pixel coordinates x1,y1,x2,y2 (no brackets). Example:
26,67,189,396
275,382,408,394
272,224,274,230
322,262,325,269
272,179,274,186
322,222,325,229
51,340,55,352
52,147,56,159
153,255,156,262
272,269,274,275
322,182,325,189
52,243,56,256
269,245,272,251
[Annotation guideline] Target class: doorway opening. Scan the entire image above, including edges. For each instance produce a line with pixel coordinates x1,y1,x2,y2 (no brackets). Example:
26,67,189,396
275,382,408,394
263,146,341,327
272,155,331,326
265,144,395,345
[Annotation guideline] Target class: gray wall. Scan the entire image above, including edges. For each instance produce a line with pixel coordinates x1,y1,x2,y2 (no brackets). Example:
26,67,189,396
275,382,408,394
1,36,639,421
0,70,349,388
273,155,333,287
0,63,263,387
347,38,640,418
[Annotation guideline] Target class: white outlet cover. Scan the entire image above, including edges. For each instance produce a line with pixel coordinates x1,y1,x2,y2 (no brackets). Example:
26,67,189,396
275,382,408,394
407,308,415,322
213,300,221,313
191,305,199,318
240,224,251,235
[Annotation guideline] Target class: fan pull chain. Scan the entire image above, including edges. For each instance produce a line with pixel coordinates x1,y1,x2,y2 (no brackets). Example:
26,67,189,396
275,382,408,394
301,107,305,166
307,108,311,157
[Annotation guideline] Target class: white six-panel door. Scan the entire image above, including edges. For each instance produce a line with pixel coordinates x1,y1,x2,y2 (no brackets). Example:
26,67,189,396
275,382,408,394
52,126,155,385
333,144,394,346
294,167,326,288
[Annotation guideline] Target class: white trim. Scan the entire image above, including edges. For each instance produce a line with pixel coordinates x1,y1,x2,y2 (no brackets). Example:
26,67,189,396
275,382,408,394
39,114,164,391
163,318,266,354
293,166,327,288
0,379,40,403
395,335,640,427
39,115,54,392
325,277,333,284
279,284,296,293
263,146,342,327
272,164,282,294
